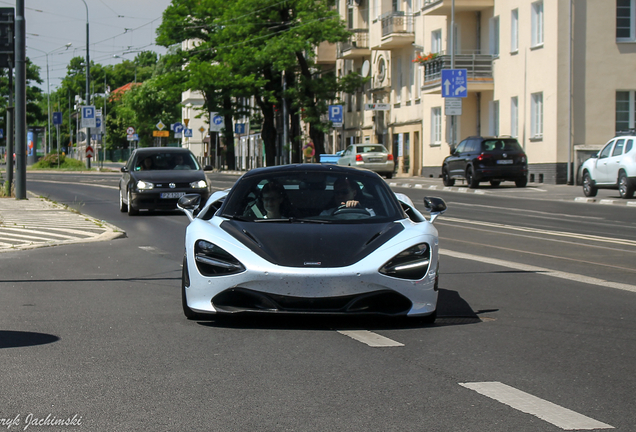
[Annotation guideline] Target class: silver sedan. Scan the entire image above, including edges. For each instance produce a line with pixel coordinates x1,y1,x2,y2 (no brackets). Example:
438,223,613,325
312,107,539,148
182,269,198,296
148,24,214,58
337,144,395,179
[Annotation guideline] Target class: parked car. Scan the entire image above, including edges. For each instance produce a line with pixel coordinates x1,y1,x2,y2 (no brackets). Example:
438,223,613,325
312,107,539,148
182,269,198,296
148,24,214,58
441,136,528,188
118,148,211,216
337,144,395,179
581,132,636,198
177,164,447,323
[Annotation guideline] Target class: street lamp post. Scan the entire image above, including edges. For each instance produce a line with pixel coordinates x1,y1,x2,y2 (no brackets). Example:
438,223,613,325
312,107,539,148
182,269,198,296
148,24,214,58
29,44,71,156
79,0,89,106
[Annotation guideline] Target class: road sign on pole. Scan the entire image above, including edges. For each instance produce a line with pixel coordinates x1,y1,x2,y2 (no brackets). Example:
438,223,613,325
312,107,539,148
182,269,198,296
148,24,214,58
441,69,468,98
445,98,463,115
328,105,343,128
81,106,96,128
53,112,62,125
209,112,224,132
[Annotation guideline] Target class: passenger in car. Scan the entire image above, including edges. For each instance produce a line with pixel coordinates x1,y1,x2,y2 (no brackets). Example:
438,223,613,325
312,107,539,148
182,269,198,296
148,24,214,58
244,181,292,219
173,154,191,170
139,157,154,171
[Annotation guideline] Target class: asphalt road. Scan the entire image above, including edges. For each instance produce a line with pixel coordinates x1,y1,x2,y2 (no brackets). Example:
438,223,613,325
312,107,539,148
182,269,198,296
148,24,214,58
0,170,634,431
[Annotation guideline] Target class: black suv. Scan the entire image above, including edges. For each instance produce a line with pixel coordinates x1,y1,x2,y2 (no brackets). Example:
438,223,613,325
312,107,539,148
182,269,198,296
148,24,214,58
441,136,528,188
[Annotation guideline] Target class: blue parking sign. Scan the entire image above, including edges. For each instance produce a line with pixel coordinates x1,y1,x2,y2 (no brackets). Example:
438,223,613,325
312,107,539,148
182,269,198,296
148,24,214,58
441,69,468,98
329,105,343,127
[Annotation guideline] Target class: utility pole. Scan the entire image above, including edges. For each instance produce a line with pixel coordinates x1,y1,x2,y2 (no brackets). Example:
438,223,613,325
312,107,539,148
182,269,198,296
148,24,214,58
14,0,26,199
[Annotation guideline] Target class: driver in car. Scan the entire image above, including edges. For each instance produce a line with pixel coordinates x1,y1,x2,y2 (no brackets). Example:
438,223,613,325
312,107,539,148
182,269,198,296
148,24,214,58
322,178,375,216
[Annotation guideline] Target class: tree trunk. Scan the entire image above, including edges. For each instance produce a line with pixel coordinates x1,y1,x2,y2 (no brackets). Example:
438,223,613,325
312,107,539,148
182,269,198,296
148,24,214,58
295,51,326,157
256,95,277,167
223,96,235,170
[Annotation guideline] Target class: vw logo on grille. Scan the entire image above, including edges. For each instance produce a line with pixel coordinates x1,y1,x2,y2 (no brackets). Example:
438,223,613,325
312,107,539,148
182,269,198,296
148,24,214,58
169,183,176,189
502,153,508,158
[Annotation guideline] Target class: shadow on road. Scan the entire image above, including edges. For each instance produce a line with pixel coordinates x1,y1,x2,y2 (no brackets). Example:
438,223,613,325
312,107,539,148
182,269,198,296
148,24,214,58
0,330,60,349
194,288,496,331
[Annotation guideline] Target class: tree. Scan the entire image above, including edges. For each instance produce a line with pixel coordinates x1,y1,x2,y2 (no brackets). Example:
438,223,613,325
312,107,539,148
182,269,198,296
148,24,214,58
156,0,364,167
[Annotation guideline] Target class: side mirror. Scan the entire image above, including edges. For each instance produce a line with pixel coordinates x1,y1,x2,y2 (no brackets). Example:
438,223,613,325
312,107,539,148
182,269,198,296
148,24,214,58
177,194,202,222
120,166,128,172
423,197,447,223
203,165,213,171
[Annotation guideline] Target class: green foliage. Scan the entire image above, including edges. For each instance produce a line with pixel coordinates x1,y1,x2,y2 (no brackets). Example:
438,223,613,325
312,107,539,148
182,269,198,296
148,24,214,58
31,152,88,170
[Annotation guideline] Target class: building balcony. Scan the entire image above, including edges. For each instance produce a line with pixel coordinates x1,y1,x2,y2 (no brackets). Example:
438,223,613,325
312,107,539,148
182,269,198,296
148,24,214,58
315,41,336,65
420,53,494,94
422,0,494,15
337,29,370,59
371,12,414,50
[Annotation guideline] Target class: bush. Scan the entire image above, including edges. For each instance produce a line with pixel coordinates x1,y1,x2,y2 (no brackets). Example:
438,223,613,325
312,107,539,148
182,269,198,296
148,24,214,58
31,153,90,170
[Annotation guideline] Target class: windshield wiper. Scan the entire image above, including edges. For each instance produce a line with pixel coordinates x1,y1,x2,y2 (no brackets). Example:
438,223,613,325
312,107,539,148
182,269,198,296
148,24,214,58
291,218,333,224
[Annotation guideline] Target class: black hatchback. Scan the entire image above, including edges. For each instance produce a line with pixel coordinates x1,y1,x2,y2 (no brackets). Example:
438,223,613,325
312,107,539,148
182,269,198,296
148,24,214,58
441,136,528,188
118,148,212,215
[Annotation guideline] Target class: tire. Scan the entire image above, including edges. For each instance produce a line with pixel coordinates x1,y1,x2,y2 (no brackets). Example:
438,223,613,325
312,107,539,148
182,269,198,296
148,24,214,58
618,171,635,199
466,167,479,188
385,172,393,179
489,180,501,187
182,255,208,321
127,190,139,216
442,168,455,186
515,176,528,188
582,171,598,197
119,188,127,212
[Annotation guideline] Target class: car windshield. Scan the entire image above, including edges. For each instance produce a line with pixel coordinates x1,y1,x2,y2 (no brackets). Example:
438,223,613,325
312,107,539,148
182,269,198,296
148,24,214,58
134,152,200,171
220,169,404,224
481,139,523,152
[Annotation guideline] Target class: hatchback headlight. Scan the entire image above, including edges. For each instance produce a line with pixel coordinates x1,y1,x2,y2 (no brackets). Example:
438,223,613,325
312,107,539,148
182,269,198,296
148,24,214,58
379,243,430,280
136,180,154,190
190,180,208,189
195,240,245,276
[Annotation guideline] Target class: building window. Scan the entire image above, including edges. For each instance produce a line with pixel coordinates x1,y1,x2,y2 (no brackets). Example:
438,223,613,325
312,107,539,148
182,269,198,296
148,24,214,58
616,91,636,132
531,92,543,139
511,9,519,53
431,107,442,145
431,29,442,54
617,0,636,40
395,57,402,104
408,54,414,101
531,1,544,47
511,96,519,138
348,6,354,29
489,100,500,136
490,16,500,57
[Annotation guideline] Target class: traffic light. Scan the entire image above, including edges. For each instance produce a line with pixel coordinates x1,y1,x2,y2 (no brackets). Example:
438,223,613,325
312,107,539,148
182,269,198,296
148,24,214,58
0,8,14,68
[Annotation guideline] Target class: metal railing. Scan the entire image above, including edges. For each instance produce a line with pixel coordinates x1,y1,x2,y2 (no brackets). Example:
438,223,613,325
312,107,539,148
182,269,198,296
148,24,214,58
421,54,494,89
380,12,414,38
340,29,369,52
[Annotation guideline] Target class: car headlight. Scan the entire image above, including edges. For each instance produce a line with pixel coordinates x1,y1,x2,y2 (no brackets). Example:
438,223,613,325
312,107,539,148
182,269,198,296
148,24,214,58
136,180,154,190
195,240,245,276
190,180,208,189
379,243,430,280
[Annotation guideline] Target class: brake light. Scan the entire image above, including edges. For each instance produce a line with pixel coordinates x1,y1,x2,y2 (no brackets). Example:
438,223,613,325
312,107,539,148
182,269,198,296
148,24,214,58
477,153,493,161
356,155,363,162
387,154,394,161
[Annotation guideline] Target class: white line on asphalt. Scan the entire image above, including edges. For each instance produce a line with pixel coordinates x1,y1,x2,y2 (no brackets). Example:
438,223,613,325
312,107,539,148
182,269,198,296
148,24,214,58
441,249,636,293
459,382,614,430
337,330,404,347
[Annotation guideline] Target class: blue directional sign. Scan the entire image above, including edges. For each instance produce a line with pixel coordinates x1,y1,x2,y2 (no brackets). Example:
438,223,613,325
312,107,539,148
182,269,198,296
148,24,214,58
53,112,63,125
0,128,3,139
441,69,468,98
235,123,246,134
329,105,343,126
173,122,184,133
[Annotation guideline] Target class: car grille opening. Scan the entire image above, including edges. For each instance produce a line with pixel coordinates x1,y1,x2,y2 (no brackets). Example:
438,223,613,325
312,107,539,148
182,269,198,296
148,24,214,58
212,288,412,316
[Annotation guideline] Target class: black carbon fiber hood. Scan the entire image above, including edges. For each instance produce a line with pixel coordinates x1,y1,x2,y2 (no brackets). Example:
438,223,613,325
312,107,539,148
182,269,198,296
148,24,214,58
220,220,404,268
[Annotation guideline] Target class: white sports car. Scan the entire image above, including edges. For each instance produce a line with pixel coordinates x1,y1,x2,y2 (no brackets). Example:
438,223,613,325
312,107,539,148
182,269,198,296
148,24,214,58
178,164,446,322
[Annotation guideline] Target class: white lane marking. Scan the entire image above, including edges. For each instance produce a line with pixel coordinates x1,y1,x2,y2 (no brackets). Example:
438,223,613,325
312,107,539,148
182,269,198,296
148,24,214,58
337,330,404,347
441,217,636,247
448,202,602,220
441,249,636,293
459,382,614,430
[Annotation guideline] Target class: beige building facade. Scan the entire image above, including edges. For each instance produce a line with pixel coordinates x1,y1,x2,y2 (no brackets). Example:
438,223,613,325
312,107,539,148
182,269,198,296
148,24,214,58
330,0,636,184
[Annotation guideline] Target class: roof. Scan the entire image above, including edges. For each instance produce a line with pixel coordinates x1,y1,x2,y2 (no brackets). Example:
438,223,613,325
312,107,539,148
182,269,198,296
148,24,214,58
109,82,141,101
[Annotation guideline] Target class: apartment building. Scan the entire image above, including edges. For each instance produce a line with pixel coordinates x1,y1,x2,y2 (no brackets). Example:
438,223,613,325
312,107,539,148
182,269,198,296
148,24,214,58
331,0,636,184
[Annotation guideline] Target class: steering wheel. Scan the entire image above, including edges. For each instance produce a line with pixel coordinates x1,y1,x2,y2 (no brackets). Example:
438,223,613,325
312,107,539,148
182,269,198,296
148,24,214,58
332,205,370,216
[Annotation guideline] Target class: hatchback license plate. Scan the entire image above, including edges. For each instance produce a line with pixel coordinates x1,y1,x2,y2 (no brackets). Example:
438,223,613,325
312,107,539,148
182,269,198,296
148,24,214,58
497,160,513,165
160,192,186,199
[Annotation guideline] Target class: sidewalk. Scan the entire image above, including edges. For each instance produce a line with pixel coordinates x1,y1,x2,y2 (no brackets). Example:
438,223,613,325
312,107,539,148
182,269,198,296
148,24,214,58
0,192,125,253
